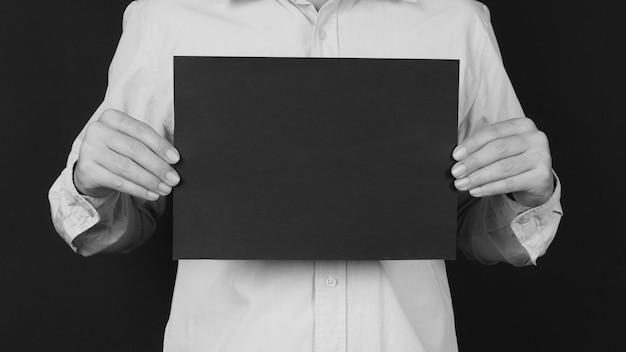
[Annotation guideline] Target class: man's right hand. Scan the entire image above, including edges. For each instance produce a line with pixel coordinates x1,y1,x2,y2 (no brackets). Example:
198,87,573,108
73,109,180,201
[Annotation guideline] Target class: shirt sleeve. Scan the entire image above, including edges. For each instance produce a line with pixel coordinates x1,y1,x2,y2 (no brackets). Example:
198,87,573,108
48,1,167,256
455,4,563,266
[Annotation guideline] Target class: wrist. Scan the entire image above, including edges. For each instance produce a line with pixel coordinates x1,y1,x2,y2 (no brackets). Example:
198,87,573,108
511,172,556,208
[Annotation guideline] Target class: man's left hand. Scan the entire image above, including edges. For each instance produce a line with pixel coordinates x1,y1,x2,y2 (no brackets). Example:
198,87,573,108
451,117,554,208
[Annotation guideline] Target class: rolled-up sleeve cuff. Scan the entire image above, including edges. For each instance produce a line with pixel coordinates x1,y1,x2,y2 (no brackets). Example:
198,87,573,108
51,166,118,252
509,171,563,265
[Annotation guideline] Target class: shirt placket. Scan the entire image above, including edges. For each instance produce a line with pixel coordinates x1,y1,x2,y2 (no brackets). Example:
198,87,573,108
285,2,346,351
314,260,347,352
311,1,340,57
311,3,345,352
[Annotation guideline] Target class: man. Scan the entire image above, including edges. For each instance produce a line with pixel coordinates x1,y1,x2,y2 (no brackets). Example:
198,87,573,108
49,0,562,351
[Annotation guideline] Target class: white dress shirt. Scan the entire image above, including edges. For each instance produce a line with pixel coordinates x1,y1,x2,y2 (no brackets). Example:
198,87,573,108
48,0,563,351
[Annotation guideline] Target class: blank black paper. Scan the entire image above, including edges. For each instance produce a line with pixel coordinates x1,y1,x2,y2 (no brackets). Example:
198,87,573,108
173,57,458,260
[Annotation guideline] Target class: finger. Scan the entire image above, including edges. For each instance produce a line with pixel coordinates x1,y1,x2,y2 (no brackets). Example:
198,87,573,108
87,161,162,201
453,153,532,192
451,134,528,178
466,168,542,198
98,151,173,197
452,117,536,161
105,127,180,187
99,109,180,164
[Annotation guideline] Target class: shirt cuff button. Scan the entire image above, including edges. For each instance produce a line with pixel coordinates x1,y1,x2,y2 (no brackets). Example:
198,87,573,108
325,276,337,288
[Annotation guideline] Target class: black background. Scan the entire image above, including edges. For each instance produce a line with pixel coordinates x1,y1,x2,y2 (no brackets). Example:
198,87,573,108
1,1,624,351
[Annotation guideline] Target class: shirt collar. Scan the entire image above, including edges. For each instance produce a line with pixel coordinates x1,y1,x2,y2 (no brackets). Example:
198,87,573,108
224,0,421,6
287,0,419,2
248,0,420,4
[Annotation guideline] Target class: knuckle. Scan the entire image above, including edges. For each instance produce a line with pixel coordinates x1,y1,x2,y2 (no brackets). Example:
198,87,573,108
537,165,552,180
112,175,125,189
150,178,162,191
464,154,477,167
119,114,134,131
79,139,100,161
461,156,477,174
84,121,98,134
504,177,516,191
513,134,528,148
487,124,500,139
78,138,91,155
118,157,132,172
84,121,104,140
500,159,515,174
99,109,119,124
466,173,479,187
534,130,549,145
135,123,149,138
493,140,508,156
157,141,170,156
517,117,536,131
127,139,143,157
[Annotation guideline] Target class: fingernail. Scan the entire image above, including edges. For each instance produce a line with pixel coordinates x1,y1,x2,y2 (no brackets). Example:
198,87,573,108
167,171,180,186
454,178,470,190
469,187,482,197
451,163,466,177
158,182,172,195
147,191,159,200
166,149,180,163
452,146,467,161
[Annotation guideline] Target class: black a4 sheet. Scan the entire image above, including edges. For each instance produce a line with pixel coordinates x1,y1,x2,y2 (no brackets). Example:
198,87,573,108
173,57,458,260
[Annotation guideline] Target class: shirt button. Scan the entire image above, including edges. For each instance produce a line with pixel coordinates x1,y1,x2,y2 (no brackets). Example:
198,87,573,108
325,276,337,288
318,31,327,40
